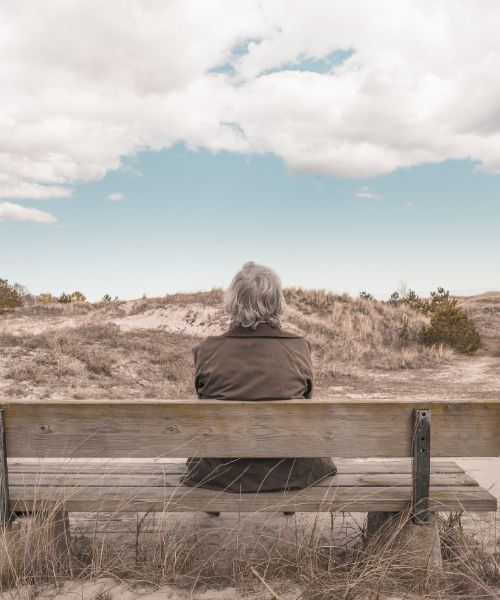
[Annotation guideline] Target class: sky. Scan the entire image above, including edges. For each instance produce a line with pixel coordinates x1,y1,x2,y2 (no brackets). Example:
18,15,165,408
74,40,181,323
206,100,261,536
0,1,499,300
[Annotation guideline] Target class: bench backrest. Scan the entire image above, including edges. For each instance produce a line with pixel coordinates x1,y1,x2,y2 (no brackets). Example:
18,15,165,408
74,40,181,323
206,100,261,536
1,399,498,459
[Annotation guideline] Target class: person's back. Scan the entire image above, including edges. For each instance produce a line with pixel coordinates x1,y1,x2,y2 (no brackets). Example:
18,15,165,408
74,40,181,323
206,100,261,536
181,261,337,493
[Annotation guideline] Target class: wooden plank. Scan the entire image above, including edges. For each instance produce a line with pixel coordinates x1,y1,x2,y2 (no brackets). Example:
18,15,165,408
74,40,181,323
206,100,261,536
412,408,431,523
6,471,478,488
0,409,11,525
1,399,499,458
8,485,497,513
6,459,465,475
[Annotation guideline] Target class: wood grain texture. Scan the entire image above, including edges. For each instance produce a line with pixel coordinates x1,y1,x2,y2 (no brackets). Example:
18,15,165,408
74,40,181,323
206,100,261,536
8,484,497,513
6,471,478,488
6,459,465,475
1,399,499,458
412,408,431,522
0,409,10,524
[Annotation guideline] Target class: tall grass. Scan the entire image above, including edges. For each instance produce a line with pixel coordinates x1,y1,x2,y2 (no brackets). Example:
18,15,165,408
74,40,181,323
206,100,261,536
285,288,454,375
1,289,456,400
0,466,498,599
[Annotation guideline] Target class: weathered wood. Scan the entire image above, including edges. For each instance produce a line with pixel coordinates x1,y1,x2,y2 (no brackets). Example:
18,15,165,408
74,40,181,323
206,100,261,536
412,408,431,523
366,512,442,574
52,510,70,556
0,409,11,525
6,471,478,488
1,399,499,458
8,484,497,513
7,458,465,475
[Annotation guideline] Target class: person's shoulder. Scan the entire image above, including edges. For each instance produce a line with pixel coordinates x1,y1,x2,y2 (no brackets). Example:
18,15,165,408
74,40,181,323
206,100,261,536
273,330,311,353
282,334,312,351
192,334,226,357
276,327,307,341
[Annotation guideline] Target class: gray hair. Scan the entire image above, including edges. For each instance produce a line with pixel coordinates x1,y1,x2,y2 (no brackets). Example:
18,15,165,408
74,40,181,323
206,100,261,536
224,262,286,329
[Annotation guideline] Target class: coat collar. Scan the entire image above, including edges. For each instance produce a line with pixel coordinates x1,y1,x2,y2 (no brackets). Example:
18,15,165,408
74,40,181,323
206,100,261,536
222,323,302,338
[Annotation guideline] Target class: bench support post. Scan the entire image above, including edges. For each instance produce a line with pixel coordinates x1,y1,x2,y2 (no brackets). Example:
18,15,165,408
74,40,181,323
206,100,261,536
0,409,11,527
365,407,441,573
365,511,442,574
50,510,71,557
412,408,431,524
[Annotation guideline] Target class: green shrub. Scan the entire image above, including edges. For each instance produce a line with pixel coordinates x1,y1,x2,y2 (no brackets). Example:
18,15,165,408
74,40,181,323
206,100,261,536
359,290,374,301
387,286,480,354
70,291,87,302
58,291,87,303
387,288,421,309
0,278,23,310
420,289,480,355
58,292,72,303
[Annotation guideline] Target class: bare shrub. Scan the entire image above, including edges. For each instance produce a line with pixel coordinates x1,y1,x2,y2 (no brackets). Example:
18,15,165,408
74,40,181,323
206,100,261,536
35,292,58,304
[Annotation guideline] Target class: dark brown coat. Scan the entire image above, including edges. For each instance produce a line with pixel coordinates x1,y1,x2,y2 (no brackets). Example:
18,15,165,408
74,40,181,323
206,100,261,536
180,323,337,492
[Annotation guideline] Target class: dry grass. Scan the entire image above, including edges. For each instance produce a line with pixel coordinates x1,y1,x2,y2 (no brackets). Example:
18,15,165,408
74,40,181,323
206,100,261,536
285,288,454,376
458,292,500,357
0,288,459,400
1,324,196,399
125,288,224,316
0,484,498,599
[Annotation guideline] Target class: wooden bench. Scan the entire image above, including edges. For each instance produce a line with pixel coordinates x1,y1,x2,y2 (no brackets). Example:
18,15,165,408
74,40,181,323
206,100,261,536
0,398,498,556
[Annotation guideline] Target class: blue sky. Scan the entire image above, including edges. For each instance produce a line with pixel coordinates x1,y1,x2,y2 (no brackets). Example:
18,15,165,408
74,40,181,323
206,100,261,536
1,146,499,301
1,2,500,301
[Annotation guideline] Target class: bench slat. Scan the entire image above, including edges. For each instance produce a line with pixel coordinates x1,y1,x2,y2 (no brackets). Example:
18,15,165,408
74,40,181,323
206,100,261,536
9,484,497,513
6,459,466,475
2,399,499,458
7,471,478,488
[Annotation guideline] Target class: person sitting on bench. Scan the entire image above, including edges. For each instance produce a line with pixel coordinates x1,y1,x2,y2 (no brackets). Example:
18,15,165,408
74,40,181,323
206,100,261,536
181,261,337,514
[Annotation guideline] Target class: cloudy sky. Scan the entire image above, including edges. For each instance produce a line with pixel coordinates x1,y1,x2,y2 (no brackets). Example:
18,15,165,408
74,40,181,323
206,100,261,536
1,0,499,300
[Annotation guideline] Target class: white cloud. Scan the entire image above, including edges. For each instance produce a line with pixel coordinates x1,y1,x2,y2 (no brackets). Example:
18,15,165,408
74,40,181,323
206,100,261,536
2,1,500,200
0,201,57,223
356,186,382,199
108,192,124,202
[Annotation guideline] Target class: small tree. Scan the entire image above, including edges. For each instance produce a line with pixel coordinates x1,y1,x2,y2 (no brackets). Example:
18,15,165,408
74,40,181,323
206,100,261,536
359,290,374,301
388,291,400,304
58,292,72,304
0,278,23,310
6,282,35,307
70,291,87,302
419,288,480,355
102,294,112,303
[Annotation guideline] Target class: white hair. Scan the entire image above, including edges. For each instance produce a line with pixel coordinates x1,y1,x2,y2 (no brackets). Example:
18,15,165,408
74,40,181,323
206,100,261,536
224,262,286,329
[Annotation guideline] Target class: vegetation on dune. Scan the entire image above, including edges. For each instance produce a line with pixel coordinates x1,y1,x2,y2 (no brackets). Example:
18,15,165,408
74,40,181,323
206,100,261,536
58,291,87,303
386,286,481,355
0,282,485,398
0,279,23,311
0,505,498,598
284,287,452,374
33,292,58,304
1,323,196,399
